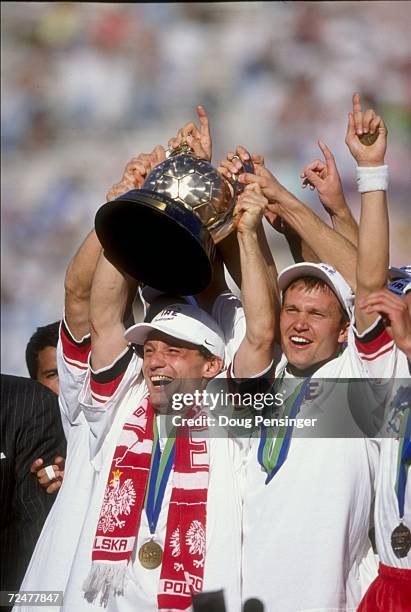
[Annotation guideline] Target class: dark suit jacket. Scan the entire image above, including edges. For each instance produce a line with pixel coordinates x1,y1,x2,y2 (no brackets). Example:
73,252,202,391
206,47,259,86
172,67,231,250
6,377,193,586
0,374,67,595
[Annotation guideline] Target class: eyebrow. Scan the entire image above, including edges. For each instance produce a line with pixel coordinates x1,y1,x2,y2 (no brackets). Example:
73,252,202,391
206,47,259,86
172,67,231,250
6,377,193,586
283,303,328,314
40,368,58,375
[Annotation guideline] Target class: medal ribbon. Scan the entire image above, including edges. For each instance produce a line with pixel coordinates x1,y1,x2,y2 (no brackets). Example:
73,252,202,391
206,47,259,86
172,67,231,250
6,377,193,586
394,407,411,520
258,372,311,484
144,418,176,534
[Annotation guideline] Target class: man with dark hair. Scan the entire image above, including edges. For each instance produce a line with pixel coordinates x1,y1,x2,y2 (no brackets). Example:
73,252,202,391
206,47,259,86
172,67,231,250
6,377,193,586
25,321,60,395
26,322,66,494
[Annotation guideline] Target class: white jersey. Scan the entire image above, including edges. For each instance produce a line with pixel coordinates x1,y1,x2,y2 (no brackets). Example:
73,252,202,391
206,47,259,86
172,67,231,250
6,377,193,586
357,317,411,569
212,290,246,366
59,352,243,612
19,322,95,604
237,322,383,612
20,294,243,612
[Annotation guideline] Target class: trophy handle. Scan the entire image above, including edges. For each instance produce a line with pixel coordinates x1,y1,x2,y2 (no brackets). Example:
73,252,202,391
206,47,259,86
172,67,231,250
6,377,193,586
166,142,194,157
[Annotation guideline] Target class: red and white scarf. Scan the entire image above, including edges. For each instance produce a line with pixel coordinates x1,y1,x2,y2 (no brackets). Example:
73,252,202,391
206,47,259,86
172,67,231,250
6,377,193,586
83,396,209,610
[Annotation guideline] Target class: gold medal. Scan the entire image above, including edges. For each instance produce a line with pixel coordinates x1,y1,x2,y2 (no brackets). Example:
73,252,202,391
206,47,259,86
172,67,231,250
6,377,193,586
138,539,163,569
391,523,411,558
359,132,379,146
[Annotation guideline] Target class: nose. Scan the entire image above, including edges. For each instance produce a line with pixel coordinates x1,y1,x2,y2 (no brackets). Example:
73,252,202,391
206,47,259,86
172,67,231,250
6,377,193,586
146,349,167,370
292,313,309,331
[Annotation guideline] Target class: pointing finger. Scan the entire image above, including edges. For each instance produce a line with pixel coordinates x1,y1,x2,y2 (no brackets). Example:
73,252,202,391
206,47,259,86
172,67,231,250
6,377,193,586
352,92,363,134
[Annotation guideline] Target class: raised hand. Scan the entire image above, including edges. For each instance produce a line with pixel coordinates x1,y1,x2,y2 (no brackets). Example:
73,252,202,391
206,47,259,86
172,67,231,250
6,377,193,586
105,145,166,201
358,289,411,358
218,145,268,183
218,147,287,231
168,105,212,161
301,141,348,218
30,455,65,494
233,183,268,234
345,92,387,166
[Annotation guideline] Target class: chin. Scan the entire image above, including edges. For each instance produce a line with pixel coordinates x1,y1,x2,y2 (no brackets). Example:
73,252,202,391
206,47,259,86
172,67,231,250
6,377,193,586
285,348,314,369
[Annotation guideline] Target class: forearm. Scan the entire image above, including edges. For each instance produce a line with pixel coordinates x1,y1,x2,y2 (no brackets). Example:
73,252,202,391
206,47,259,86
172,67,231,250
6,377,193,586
89,253,131,370
278,189,357,289
64,229,102,339
357,191,389,295
354,191,389,333
257,223,281,311
330,207,359,247
281,222,320,264
234,229,277,377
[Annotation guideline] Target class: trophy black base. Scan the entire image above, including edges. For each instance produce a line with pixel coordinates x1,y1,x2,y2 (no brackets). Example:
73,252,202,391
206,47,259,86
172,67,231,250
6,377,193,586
95,189,216,296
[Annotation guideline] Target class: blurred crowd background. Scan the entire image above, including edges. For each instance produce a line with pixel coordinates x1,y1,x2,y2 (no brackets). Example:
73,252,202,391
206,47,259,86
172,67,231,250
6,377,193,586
2,1,410,376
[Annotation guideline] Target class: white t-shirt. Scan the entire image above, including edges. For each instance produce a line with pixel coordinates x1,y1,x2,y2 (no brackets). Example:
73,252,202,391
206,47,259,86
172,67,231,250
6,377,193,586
237,323,382,612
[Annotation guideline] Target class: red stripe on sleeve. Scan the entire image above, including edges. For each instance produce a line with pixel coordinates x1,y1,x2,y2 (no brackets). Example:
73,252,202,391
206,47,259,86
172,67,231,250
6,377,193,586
60,324,91,367
90,371,126,402
354,323,393,357
359,344,394,362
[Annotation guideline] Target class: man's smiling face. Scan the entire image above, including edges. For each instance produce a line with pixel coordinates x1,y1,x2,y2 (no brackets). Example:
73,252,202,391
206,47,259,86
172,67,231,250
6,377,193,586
142,330,218,410
280,279,348,374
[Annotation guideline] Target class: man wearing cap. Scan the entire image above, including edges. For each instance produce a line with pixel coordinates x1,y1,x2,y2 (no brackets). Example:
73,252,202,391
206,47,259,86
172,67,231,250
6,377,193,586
228,94,399,611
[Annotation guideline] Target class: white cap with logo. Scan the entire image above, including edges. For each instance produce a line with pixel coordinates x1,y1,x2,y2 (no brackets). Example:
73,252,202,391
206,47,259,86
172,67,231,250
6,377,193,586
388,265,411,296
277,262,354,317
388,265,411,281
125,303,225,359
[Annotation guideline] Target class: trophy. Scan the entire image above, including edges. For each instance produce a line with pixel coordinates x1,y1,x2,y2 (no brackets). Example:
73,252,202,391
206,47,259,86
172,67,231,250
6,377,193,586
95,145,253,295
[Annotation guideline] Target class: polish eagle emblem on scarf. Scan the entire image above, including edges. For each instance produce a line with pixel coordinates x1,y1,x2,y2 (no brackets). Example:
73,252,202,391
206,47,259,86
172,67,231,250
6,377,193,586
169,521,206,571
98,469,136,533
186,520,206,568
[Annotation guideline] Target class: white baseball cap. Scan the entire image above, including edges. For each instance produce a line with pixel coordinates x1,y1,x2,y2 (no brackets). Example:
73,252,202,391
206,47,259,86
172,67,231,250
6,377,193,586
388,265,411,281
125,303,225,359
388,278,411,296
278,262,354,316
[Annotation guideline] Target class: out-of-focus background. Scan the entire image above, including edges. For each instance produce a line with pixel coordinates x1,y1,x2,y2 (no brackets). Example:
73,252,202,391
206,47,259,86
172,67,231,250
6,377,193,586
2,1,410,376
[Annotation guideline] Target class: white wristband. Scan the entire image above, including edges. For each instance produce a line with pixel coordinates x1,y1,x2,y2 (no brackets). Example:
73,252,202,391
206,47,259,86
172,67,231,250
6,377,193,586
356,165,388,193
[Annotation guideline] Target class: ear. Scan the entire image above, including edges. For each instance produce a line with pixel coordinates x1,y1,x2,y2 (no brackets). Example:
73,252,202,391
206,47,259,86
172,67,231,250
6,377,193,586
202,356,224,379
337,320,350,344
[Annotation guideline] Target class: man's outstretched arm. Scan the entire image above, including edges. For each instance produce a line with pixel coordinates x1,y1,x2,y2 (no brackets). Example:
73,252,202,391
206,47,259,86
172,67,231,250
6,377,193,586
233,184,278,378
238,166,358,290
301,140,359,247
345,92,389,333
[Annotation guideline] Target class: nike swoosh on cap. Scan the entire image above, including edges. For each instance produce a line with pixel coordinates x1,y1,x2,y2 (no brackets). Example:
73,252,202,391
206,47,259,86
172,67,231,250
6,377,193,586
204,339,215,347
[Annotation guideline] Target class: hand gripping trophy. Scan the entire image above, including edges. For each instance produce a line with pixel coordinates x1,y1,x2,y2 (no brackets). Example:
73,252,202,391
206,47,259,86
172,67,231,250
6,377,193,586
95,125,253,296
